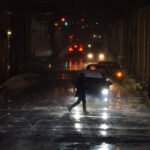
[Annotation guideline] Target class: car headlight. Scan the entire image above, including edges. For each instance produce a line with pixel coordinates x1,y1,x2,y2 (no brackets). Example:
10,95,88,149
98,53,105,61
101,88,109,95
87,53,93,59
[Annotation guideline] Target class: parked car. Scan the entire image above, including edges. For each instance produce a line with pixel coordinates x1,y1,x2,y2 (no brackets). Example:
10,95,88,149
97,61,124,80
85,52,105,63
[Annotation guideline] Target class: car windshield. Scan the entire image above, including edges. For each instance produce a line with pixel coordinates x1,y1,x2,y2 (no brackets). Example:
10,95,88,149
98,62,120,68
83,70,104,79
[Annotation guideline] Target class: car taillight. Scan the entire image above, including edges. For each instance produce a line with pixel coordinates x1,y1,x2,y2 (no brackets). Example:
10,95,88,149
90,65,96,70
116,71,123,78
74,44,78,48
78,47,83,52
68,47,73,52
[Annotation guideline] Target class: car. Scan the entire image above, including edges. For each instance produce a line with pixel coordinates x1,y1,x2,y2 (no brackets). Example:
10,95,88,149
97,61,124,80
86,64,108,75
85,52,105,62
82,70,112,100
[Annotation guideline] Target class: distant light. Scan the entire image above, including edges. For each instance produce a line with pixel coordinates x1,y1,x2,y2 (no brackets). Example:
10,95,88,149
54,22,59,27
61,17,66,22
7,30,12,36
79,47,83,52
74,44,78,48
96,22,99,25
61,74,65,80
81,18,85,22
93,34,96,38
81,26,85,29
99,53,105,61
88,44,92,48
7,65,11,70
64,22,68,26
68,47,73,52
69,35,74,39
48,64,52,68
99,35,102,38
65,62,68,67
87,53,93,59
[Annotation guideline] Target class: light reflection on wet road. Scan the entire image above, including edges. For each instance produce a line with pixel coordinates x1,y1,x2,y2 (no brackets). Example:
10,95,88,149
0,59,150,150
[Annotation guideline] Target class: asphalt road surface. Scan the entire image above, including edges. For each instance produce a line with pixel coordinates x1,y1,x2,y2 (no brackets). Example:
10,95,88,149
0,58,150,150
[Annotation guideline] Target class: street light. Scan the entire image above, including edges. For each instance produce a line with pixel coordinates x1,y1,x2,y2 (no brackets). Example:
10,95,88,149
88,44,92,48
7,30,12,36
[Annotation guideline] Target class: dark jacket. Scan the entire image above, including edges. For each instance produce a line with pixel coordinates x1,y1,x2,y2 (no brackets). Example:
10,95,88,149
75,73,86,97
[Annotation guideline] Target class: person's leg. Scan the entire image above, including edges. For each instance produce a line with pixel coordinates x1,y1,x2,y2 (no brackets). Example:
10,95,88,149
82,99,87,113
81,94,87,113
68,98,81,111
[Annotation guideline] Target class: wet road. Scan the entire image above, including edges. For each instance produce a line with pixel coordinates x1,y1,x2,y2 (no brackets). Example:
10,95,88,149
0,58,150,150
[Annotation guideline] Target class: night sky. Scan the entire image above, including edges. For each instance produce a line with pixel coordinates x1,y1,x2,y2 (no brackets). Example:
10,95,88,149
3,0,140,19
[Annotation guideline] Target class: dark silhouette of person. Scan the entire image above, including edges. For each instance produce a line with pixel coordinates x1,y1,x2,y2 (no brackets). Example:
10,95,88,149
68,72,88,114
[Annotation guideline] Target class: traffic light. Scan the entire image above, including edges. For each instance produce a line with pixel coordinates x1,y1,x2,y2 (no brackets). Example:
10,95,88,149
61,17,66,22
81,18,85,22
64,21,68,26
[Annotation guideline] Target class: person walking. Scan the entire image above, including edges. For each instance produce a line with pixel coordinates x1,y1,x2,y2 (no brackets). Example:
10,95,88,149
68,72,88,114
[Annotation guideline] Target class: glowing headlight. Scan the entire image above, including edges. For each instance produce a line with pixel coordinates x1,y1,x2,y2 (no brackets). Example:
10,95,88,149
87,53,93,59
99,53,105,60
101,88,109,95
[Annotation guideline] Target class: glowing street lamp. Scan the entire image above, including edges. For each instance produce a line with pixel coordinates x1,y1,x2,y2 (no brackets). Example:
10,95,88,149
7,30,12,36
88,44,92,48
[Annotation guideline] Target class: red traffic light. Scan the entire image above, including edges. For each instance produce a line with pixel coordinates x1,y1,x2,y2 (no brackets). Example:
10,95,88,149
61,17,66,22
79,47,83,52
81,18,85,22
68,47,73,52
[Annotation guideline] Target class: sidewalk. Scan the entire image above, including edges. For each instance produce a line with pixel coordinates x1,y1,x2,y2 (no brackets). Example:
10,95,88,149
120,76,150,110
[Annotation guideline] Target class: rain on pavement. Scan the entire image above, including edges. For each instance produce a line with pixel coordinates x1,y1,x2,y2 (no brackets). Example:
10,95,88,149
0,58,150,150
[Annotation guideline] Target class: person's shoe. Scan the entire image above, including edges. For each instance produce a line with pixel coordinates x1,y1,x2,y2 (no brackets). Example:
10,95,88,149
83,111,88,115
68,106,71,112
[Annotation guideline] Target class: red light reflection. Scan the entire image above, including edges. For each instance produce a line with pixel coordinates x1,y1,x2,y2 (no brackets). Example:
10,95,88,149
69,60,72,71
61,87,65,93
80,59,83,69
74,61,77,70
61,74,65,80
